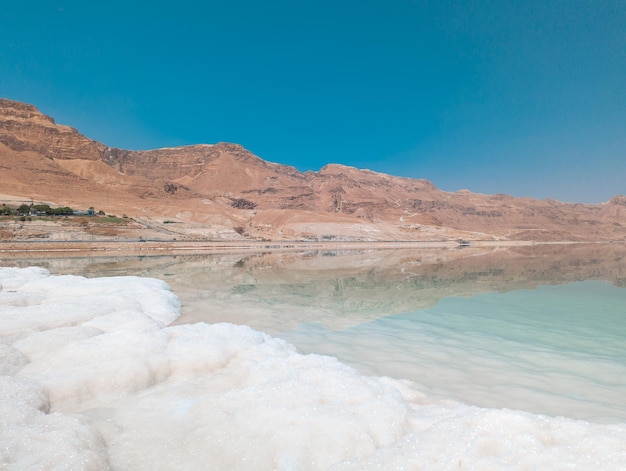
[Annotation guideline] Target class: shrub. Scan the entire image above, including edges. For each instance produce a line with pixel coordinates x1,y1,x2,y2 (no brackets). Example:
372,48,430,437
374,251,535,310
230,198,257,210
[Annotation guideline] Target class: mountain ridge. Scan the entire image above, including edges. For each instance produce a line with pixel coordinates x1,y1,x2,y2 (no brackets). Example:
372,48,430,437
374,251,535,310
1,98,624,242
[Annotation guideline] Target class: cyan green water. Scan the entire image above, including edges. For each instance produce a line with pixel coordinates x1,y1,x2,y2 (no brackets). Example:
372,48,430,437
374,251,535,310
3,244,625,422
279,280,626,423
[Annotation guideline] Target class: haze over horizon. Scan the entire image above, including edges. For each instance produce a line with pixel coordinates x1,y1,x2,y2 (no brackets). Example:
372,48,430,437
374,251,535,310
1,1,624,204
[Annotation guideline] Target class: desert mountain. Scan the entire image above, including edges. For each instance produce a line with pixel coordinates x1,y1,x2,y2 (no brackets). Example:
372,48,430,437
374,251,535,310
1,98,624,241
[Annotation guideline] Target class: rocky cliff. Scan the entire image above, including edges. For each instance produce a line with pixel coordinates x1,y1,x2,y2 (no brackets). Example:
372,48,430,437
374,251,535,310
1,98,624,242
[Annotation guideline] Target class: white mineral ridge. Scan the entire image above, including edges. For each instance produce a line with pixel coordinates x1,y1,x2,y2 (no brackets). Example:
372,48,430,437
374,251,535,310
1,267,625,470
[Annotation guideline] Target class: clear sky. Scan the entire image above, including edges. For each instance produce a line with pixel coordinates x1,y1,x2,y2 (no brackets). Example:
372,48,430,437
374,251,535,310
1,1,624,203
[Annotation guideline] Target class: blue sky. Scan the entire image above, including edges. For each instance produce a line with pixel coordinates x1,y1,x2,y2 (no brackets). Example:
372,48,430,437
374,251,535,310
1,1,624,203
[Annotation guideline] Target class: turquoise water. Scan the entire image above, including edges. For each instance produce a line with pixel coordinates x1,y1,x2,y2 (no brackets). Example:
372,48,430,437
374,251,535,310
280,280,626,423
3,244,625,423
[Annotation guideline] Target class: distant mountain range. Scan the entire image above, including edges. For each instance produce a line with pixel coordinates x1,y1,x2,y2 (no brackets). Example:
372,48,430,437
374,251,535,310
1,98,624,242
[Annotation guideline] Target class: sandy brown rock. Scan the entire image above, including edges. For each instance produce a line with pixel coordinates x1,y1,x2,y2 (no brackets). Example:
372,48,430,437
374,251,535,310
1,98,625,242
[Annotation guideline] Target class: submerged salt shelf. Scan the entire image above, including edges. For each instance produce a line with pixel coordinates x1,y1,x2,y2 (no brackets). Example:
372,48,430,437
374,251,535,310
1,267,625,470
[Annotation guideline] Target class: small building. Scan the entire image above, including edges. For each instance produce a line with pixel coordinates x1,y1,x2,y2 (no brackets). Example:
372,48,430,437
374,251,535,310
73,209,95,216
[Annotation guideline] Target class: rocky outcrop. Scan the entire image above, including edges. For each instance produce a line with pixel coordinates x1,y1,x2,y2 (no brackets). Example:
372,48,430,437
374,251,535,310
0,98,104,161
0,98,625,242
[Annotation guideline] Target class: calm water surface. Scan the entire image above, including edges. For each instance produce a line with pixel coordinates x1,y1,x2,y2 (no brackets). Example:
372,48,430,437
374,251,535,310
3,243,625,423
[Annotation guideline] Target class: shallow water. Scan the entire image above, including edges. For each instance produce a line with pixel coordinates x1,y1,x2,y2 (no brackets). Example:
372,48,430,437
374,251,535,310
280,280,626,423
3,243,625,423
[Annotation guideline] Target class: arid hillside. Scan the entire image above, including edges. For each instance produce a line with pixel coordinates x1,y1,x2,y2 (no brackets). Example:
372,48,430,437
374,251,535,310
1,98,625,242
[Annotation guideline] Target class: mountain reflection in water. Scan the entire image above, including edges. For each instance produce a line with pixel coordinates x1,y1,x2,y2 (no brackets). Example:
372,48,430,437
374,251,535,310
3,243,625,333
3,243,626,421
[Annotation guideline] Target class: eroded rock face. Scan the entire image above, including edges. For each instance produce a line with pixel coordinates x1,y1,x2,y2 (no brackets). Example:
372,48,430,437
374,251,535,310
0,99,103,161
0,98,625,242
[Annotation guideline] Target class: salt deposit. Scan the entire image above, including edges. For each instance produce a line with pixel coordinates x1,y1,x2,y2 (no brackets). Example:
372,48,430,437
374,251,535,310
1,267,625,470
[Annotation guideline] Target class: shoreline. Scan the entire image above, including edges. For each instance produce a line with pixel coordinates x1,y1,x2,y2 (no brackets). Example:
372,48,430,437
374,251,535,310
0,238,613,258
